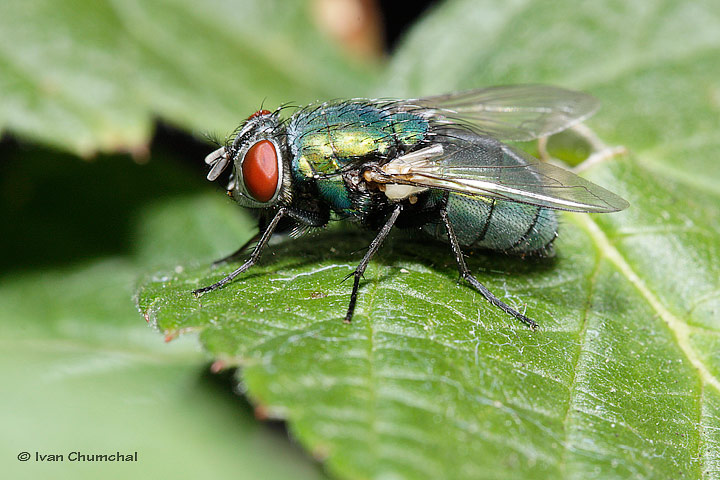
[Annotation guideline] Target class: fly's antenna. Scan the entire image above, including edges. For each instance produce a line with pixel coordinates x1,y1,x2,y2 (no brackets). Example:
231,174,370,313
201,131,224,148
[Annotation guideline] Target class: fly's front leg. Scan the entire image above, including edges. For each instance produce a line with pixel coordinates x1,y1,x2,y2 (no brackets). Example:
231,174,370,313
343,205,402,324
193,207,287,296
440,208,538,329
211,231,262,267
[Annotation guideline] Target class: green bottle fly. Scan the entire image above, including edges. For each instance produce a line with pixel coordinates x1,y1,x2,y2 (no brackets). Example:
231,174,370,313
196,85,629,328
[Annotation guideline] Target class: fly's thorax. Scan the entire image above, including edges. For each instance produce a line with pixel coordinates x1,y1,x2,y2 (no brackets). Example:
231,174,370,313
206,110,294,209
286,101,430,182
313,168,376,217
283,102,433,219
316,176,354,212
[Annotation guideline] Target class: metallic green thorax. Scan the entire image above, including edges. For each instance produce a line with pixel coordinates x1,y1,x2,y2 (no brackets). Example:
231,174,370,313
287,102,427,214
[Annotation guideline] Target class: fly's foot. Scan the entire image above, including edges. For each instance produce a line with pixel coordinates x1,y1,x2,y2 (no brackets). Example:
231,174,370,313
192,280,226,297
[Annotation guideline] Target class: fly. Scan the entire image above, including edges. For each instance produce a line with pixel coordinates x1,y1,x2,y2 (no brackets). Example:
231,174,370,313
193,85,629,328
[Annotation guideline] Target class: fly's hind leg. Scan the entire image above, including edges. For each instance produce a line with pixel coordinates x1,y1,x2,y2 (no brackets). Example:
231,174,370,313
343,205,402,324
193,208,287,296
440,208,538,329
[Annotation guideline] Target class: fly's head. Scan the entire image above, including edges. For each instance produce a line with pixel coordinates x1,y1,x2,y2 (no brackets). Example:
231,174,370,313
204,109,291,209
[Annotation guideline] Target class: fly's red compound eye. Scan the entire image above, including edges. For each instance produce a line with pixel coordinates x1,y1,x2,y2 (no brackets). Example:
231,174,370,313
242,140,279,203
247,109,271,120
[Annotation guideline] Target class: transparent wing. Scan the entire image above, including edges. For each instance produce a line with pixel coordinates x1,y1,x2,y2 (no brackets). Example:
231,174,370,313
408,85,600,141
376,133,629,213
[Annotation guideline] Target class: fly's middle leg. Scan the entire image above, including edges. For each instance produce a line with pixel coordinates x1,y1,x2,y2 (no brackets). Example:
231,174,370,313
343,205,402,324
440,208,538,329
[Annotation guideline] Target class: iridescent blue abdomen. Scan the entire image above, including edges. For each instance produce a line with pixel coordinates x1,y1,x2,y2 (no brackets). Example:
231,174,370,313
422,194,558,254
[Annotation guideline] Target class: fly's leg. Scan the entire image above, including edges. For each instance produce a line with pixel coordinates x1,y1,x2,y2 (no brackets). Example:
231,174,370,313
193,207,287,296
211,231,262,267
440,208,538,329
343,205,402,324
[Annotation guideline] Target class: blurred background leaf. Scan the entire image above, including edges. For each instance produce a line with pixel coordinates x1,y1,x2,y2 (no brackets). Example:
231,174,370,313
0,0,378,156
0,145,329,480
3,1,720,480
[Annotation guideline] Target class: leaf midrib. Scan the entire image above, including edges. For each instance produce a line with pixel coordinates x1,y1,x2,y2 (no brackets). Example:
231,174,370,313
558,247,603,476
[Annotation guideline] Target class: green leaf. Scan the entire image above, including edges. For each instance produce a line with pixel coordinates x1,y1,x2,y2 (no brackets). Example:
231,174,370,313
0,0,377,155
137,0,720,479
0,148,326,480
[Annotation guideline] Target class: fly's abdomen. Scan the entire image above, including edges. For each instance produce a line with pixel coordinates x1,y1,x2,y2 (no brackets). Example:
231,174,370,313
423,193,558,254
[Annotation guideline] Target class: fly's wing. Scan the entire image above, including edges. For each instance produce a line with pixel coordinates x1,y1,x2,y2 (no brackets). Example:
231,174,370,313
408,85,600,142
377,133,629,213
